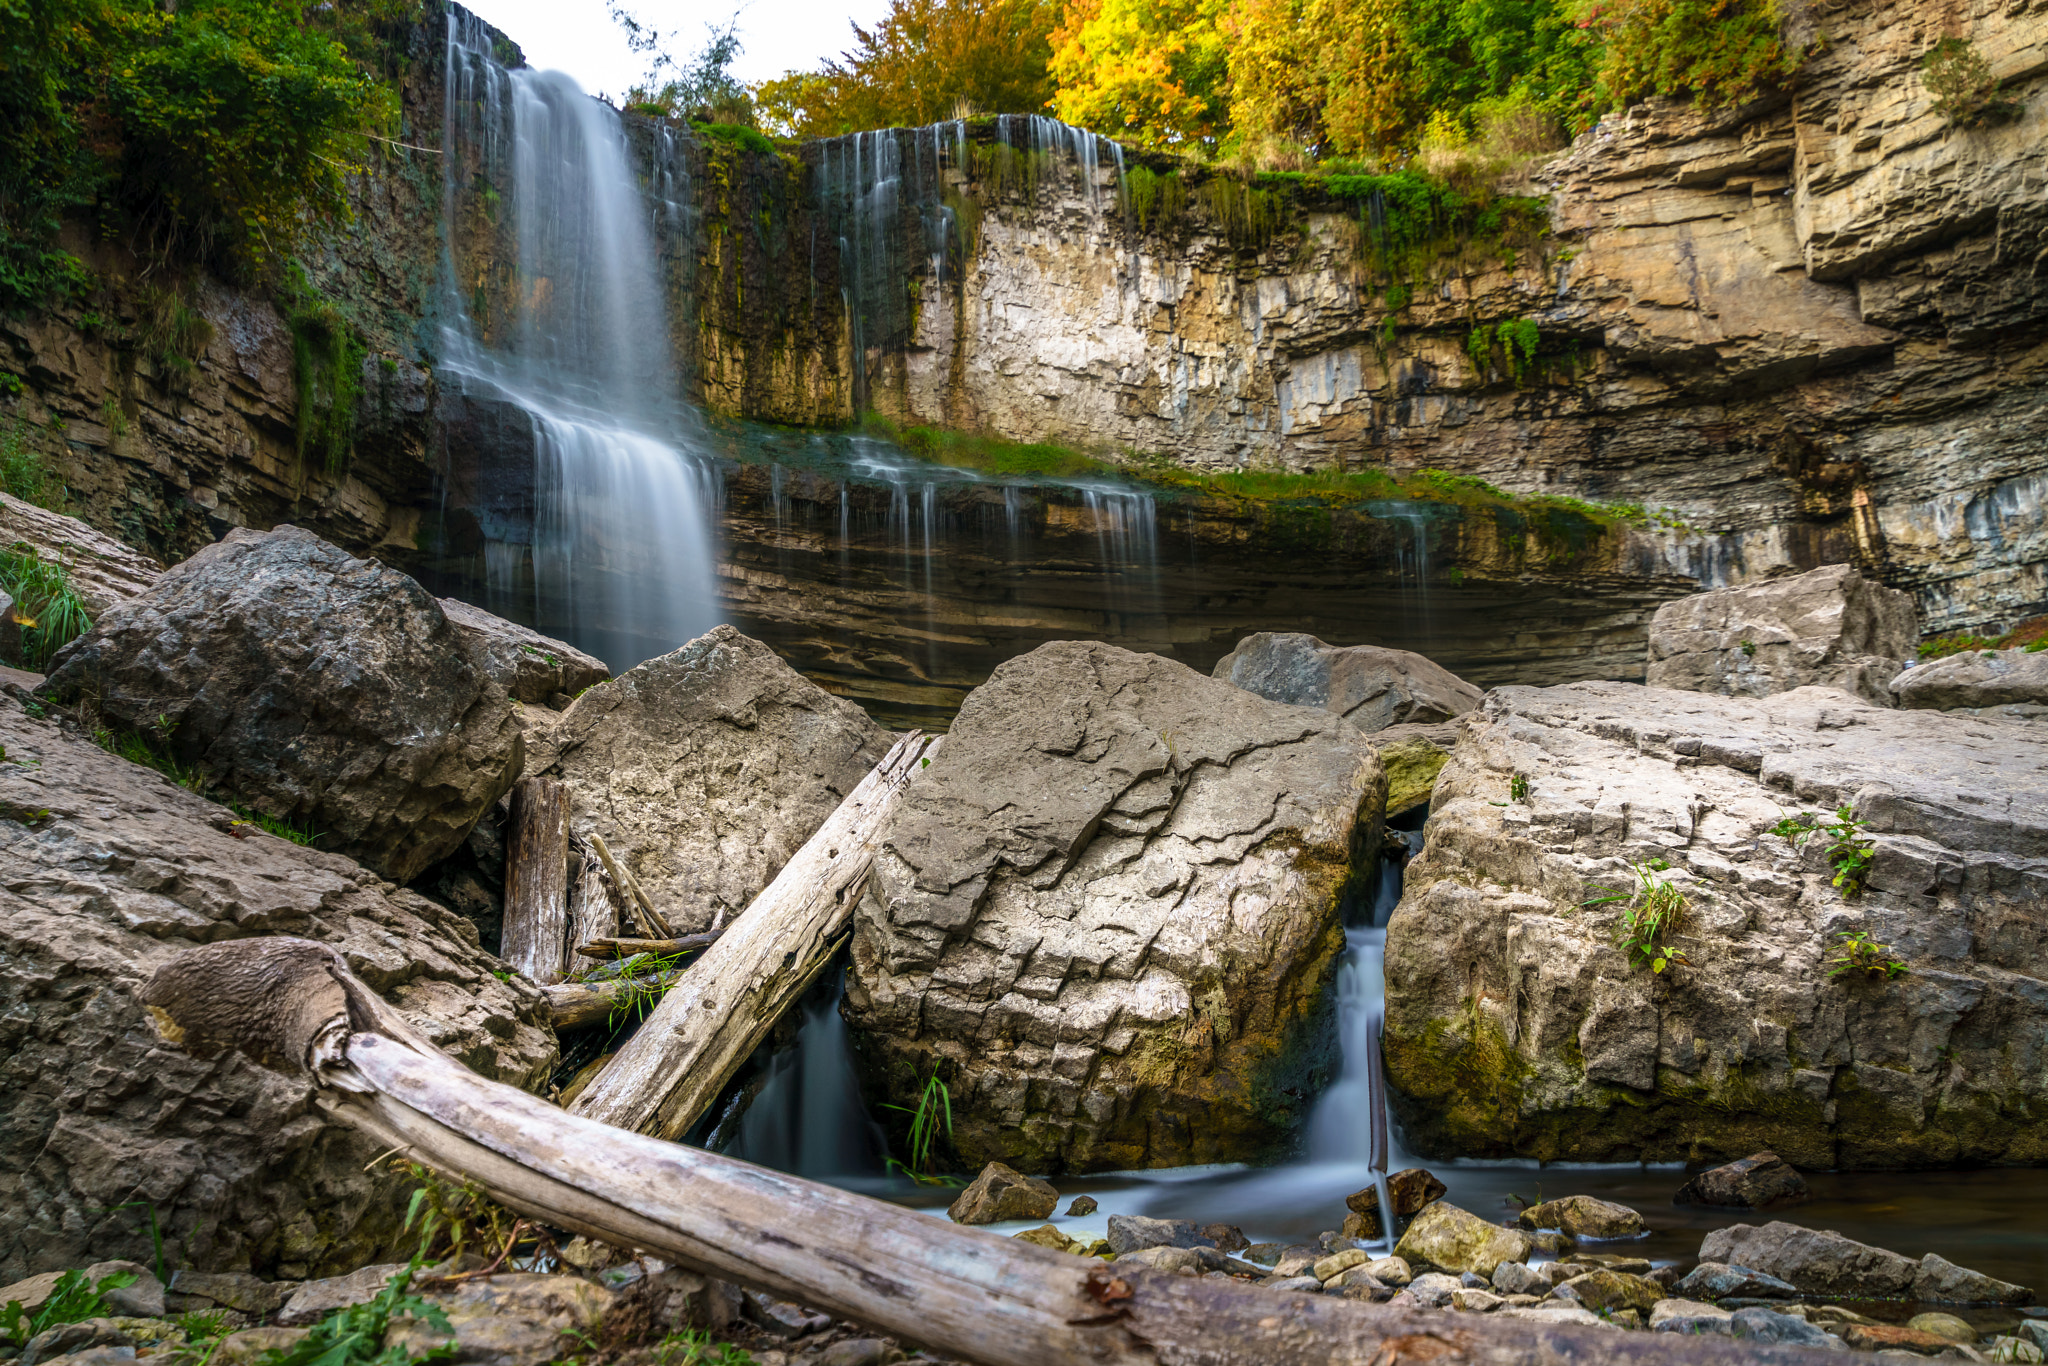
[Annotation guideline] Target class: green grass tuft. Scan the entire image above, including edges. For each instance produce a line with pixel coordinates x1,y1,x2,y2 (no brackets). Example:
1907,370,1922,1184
1,544,92,670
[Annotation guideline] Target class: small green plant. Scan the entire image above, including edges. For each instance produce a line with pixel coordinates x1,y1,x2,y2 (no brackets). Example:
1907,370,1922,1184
1508,774,1530,802
1,422,68,512
1918,632,1996,660
653,1329,755,1366
1921,36,2024,127
1,544,93,670
257,1260,454,1366
229,804,324,847
1740,640,1756,657
1584,857,1690,973
882,1069,956,1186
1769,805,1875,898
1827,929,1907,981
399,1162,522,1268
599,953,688,1028
3,1267,140,1350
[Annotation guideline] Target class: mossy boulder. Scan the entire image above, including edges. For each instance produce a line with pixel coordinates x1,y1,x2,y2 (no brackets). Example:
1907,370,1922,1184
1392,1202,1532,1278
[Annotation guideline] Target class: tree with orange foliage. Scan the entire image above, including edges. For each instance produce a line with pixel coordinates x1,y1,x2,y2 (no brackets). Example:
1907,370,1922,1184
1045,0,1231,151
755,0,1057,138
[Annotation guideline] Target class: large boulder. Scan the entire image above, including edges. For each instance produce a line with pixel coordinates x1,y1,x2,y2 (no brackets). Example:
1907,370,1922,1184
36,526,523,884
1645,564,1916,704
846,640,1385,1171
1700,1223,2033,1304
536,625,888,931
1893,647,2048,717
1383,681,2048,1167
439,597,610,704
0,688,554,1281
1673,1152,1810,1208
1213,632,1483,732
1392,1202,1532,1278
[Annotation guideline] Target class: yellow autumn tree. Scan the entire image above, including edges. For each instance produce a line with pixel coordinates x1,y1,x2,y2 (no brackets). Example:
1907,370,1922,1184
754,0,1056,138
1045,0,1232,150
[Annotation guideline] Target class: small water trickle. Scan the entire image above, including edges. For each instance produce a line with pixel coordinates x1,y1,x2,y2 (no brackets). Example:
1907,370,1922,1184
715,966,888,1181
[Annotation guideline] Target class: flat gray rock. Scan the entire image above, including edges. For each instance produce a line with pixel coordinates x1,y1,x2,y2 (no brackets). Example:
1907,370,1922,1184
1384,681,2048,1167
1646,564,1914,704
1893,646,2048,716
1702,1221,1921,1297
847,641,1385,1172
278,1264,411,1326
1212,632,1483,732
440,597,610,704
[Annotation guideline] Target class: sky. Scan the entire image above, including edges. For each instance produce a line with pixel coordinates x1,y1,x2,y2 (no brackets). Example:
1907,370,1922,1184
462,0,892,100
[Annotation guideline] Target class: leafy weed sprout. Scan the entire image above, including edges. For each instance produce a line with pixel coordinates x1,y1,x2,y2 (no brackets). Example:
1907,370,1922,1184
883,1070,957,1186
1827,930,1907,981
1,544,92,671
257,1258,453,1366
654,1329,755,1366
1769,806,1876,898
1584,857,1690,974
1508,773,1530,802
2,1267,139,1351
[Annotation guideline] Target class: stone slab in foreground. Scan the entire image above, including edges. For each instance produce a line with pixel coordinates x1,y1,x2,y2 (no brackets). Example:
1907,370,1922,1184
1385,681,2048,1167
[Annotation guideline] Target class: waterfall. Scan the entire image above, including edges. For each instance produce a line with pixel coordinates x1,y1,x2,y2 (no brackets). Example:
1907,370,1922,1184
713,968,887,1181
440,13,719,668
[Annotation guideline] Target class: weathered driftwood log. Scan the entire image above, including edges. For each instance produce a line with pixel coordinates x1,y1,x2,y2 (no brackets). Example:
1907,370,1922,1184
589,831,673,939
570,731,940,1139
542,971,684,1031
566,843,618,953
501,776,571,983
572,932,722,961
137,937,1827,1366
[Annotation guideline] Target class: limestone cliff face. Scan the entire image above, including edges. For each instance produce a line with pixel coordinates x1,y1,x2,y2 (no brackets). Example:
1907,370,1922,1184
851,0,2048,637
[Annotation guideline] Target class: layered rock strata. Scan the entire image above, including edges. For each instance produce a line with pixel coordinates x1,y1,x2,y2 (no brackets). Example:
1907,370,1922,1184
0,688,554,1280
1383,681,2048,1167
1646,564,1916,704
845,640,1385,1171
37,526,523,885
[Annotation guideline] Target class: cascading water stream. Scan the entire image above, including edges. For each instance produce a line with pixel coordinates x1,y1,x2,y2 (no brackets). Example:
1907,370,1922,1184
440,16,719,668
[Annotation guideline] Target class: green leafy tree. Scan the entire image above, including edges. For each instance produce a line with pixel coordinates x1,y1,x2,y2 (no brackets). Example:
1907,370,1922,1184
1045,0,1228,150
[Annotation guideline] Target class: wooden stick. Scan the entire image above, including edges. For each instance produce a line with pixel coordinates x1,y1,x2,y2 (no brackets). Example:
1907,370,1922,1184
543,971,685,1031
567,843,618,952
501,777,571,984
589,832,673,939
571,732,938,1139
137,938,1823,1366
573,932,722,961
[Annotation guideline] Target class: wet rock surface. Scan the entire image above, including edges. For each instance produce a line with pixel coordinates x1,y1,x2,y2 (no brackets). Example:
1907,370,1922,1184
1517,1195,1645,1240
1211,632,1484,731
536,624,887,933
1702,1223,2034,1304
846,640,1384,1171
1674,1152,1811,1208
1646,565,1915,705
36,525,524,884
0,688,553,1280
1384,680,2048,1167
944,1162,1059,1225
1392,1203,1533,1278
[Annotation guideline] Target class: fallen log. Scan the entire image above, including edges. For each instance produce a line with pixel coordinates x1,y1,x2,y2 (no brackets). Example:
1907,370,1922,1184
137,937,1827,1366
566,842,618,950
570,731,939,1139
572,932,722,961
501,776,571,983
543,970,684,1031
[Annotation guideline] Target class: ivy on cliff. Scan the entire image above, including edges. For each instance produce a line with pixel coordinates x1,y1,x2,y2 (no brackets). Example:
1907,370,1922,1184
0,0,411,311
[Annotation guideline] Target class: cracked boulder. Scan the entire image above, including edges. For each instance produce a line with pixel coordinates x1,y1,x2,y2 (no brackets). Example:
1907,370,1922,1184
1384,681,2048,1167
1646,564,1915,704
846,640,1385,1172
0,688,554,1282
535,625,888,932
36,526,523,884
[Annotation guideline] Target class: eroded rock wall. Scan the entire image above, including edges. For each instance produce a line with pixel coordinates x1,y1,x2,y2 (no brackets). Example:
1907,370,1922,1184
1382,681,2048,1168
